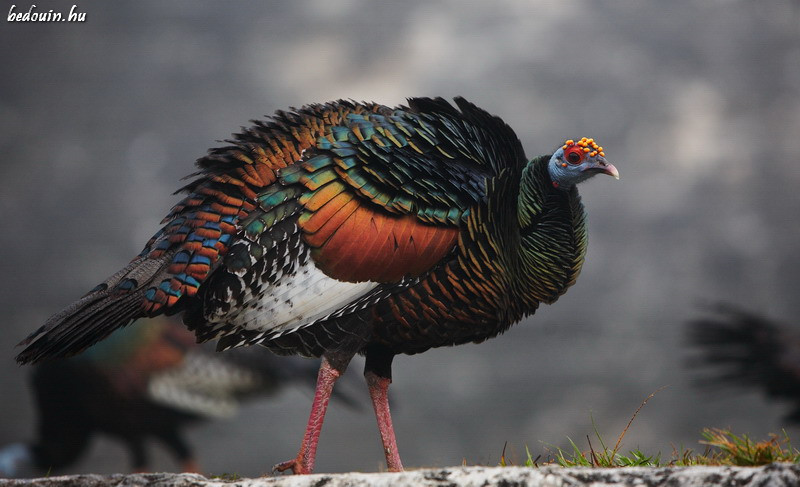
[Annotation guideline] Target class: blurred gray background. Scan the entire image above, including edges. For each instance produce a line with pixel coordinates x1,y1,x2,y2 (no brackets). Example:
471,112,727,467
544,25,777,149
2,0,800,476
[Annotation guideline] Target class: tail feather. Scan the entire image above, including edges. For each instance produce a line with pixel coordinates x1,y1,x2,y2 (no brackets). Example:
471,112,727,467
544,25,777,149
687,305,800,402
16,255,174,364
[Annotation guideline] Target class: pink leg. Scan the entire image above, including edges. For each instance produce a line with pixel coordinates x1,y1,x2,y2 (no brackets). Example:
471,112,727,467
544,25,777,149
365,370,404,472
273,356,345,475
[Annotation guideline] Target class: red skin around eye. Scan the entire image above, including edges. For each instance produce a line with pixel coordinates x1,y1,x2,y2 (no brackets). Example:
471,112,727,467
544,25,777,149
563,146,584,164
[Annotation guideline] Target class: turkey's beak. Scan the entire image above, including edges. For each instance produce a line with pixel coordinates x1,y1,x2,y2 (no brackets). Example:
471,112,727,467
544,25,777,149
582,157,620,180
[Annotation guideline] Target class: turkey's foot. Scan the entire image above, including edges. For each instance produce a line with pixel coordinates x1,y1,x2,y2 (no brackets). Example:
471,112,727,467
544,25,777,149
272,458,311,475
180,459,202,474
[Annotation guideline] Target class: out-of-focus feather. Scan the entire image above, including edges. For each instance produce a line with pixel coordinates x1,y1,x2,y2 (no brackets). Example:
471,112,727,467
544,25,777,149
687,305,800,421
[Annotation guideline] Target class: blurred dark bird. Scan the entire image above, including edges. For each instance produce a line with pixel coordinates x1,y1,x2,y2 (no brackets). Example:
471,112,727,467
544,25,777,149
16,97,618,473
2,316,342,477
687,305,800,422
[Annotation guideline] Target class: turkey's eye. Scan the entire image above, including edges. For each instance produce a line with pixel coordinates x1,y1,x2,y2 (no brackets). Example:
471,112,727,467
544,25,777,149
566,151,581,164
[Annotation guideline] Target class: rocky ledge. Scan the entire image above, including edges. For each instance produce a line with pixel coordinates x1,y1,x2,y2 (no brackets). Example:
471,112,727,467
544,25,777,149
2,464,799,486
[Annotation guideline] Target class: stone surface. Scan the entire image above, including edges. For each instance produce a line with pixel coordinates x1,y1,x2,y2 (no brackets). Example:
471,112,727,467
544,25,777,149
2,464,800,487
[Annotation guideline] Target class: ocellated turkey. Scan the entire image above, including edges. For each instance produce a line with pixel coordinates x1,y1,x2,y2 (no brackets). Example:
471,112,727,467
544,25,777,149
17,97,619,473
3,316,339,476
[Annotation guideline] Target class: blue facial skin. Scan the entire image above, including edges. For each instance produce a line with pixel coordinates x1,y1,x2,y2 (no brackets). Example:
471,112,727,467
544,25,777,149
547,145,619,190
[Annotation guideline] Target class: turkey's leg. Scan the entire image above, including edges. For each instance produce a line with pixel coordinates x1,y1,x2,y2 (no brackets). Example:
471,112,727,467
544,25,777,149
157,429,200,473
127,439,148,473
364,345,403,472
273,353,351,475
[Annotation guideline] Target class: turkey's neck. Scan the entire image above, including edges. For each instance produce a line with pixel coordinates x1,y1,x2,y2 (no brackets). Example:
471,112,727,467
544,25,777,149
517,156,550,229
515,157,588,306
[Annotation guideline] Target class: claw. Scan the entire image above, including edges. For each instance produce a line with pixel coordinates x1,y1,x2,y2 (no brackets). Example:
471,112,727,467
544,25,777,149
272,458,312,475
272,459,295,474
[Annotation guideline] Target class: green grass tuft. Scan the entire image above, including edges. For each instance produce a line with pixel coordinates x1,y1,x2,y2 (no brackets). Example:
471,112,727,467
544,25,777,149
500,388,800,468
694,428,800,466
209,472,242,481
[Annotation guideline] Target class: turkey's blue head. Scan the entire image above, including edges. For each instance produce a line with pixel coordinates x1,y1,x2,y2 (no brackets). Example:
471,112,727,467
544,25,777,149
548,138,619,190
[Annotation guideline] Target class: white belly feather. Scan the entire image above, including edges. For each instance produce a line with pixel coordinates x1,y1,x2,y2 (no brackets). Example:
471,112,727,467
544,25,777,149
234,258,377,337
